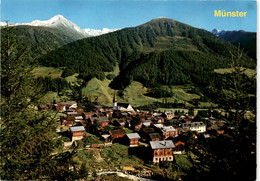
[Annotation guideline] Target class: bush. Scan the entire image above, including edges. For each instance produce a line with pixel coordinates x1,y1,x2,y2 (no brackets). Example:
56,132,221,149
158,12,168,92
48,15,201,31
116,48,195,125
74,140,85,148
146,87,173,98
82,136,102,146
62,136,71,142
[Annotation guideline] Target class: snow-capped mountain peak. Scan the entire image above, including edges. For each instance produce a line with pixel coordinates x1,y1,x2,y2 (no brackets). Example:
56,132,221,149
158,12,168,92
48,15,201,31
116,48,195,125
156,16,168,19
30,14,67,26
1,15,120,38
211,29,229,36
50,14,66,22
211,29,221,35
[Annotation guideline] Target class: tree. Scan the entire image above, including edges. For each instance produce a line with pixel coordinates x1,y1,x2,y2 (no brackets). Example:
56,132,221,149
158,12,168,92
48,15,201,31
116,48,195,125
186,47,256,181
69,80,94,111
1,24,82,180
188,107,195,116
94,119,101,128
132,116,141,126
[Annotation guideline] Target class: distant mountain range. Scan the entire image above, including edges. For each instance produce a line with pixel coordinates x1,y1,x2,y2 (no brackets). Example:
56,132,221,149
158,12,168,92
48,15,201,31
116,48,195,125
1,15,119,37
211,29,256,60
1,15,119,59
2,16,255,90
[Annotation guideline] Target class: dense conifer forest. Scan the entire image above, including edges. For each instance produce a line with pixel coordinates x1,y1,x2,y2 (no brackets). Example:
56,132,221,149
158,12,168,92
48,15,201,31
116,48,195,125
37,18,255,90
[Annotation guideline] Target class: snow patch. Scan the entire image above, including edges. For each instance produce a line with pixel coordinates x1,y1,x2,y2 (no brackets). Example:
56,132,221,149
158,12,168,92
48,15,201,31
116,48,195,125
84,28,120,36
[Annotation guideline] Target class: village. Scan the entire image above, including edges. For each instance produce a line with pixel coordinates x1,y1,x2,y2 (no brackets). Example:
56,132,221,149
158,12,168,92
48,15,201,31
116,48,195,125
38,93,231,169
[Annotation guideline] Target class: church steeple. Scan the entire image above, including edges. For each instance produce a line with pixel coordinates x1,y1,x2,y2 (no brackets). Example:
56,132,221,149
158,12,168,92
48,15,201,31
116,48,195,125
113,93,117,103
113,92,117,109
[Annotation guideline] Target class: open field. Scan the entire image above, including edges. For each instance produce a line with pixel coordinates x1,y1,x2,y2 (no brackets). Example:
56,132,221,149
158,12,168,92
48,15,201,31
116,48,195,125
39,91,71,103
214,67,256,78
32,66,63,78
141,36,200,53
83,79,202,108
32,65,214,108
65,73,79,83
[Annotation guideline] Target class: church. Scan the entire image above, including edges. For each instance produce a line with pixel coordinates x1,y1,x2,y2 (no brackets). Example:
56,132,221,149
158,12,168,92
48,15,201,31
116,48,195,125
112,94,135,112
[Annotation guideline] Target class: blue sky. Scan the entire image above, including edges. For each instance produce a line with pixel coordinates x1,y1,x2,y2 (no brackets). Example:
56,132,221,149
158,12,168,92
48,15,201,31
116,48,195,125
1,0,257,32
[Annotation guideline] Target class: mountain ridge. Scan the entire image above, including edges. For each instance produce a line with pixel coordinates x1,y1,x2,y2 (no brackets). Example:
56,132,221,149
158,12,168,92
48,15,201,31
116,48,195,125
211,29,256,60
38,17,255,91
0,15,119,37
1,15,120,59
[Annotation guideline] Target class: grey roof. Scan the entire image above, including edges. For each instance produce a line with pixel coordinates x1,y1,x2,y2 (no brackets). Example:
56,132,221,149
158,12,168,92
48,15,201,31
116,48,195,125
99,116,109,122
126,133,141,139
89,116,109,123
183,122,205,128
67,112,77,115
143,120,152,123
162,126,176,132
142,127,155,133
149,133,161,139
75,116,83,120
143,122,151,126
153,124,164,128
101,134,110,139
70,126,85,132
204,134,211,138
150,140,175,149
117,120,125,125
110,129,126,135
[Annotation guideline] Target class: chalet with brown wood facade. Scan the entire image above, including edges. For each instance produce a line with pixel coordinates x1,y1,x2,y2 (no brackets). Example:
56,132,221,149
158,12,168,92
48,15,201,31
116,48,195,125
53,101,77,112
149,133,161,141
172,134,187,154
60,116,75,126
151,117,164,124
150,140,175,163
88,116,109,129
70,126,85,141
98,116,110,128
160,126,178,140
141,127,155,141
126,133,141,146
109,129,126,141
174,141,185,153
82,112,95,120
161,112,175,120
142,120,152,127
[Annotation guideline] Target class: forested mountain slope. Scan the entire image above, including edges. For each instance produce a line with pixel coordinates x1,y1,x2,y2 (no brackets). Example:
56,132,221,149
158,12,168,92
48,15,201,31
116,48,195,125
1,25,79,60
38,18,255,89
212,29,256,60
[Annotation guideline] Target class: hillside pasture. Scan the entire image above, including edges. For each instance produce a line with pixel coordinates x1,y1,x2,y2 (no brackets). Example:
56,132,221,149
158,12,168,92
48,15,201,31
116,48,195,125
214,67,256,78
32,66,63,78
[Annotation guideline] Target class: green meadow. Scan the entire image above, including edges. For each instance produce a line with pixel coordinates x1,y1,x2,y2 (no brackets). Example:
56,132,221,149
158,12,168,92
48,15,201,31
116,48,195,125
33,66,210,108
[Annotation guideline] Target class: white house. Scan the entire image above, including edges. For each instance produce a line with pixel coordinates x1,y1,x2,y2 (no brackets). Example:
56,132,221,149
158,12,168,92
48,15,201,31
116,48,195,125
182,122,206,133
